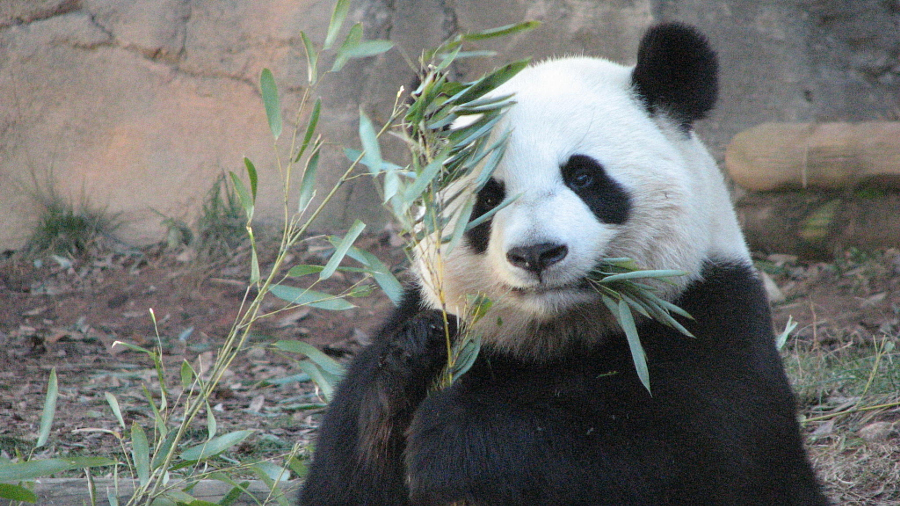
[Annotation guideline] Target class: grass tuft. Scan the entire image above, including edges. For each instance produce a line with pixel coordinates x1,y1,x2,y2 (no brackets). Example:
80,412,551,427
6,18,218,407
25,172,121,258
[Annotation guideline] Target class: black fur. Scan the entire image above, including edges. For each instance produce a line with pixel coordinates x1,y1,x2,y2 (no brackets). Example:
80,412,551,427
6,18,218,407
562,155,631,225
632,23,719,130
298,263,827,505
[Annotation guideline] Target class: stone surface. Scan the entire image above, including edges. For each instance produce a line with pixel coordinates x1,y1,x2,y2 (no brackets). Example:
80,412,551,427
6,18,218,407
1,0,898,250
727,122,900,191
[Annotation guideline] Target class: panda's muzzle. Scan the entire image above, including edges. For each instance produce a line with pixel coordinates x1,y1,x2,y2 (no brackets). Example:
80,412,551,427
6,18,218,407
506,242,568,275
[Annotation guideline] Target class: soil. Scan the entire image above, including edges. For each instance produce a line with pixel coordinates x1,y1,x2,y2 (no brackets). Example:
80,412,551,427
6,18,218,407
1,237,899,504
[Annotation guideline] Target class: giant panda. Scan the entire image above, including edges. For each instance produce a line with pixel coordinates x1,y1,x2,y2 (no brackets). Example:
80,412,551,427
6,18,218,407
299,23,827,506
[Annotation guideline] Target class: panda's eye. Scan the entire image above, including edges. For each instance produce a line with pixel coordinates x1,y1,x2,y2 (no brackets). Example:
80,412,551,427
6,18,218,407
483,192,502,208
569,169,594,189
476,179,505,210
563,155,602,192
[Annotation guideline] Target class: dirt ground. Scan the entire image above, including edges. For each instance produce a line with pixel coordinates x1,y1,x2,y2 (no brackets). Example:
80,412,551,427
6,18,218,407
1,235,899,504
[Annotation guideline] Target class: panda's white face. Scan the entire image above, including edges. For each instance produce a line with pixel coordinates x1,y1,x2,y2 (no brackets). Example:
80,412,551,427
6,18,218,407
415,56,750,358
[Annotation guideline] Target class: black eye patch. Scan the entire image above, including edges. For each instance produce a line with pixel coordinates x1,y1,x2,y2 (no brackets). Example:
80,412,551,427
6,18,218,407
464,178,505,254
561,155,631,225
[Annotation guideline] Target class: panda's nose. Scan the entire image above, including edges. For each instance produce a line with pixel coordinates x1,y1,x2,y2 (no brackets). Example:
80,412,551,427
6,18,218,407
506,242,568,274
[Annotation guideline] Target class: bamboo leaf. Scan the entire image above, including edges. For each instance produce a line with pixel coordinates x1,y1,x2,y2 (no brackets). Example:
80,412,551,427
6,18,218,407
0,483,37,503
275,340,347,378
104,392,126,430
206,401,217,440
229,171,254,221
131,423,150,487
180,430,254,462
320,220,366,280
269,285,355,311
599,269,687,284
243,158,258,202
300,31,318,86
295,98,322,163
151,430,178,471
259,68,282,140
324,0,351,50
617,299,650,394
450,334,481,380
403,151,448,204
297,360,340,402
450,59,530,105
180,360,194,389
339,39,393,60
111,340,152,355
249,242,260,285
341,246,405,306
297,148,320,213
358,111,382,175
459,21,541,42
0,458,116,481
444,196,476,254
36,368,57,448
776,316,797,351
287,264,324,277
331,23,363,72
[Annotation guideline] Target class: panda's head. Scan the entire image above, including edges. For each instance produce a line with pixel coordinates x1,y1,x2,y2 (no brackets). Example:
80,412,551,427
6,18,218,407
414,23,751,358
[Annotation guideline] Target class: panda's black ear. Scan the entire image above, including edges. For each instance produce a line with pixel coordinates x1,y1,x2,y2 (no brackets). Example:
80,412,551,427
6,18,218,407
631,23,718,130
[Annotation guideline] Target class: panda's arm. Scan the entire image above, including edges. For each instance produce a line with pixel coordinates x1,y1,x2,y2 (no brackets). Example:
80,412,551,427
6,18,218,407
299,289,455,505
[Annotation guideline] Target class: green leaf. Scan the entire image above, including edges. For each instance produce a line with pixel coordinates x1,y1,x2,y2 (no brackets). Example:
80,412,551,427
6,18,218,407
403,151,448,204
180,360,194,389
287,264,324,277
320,220,366,280
324,0,351,50
104,392,126,430
464,192,516,232
275,340,347,378
248,464,291,506
249,243,260,285
617,299,650,394
179,430,254,462
206,401,217,440
339,39,393,60
300,31,318,86
210,475,251,506
297,148,320,213
295,99,322,163
269,285,355,311
151,430,178,471
599,269,687,284
342,245,404,306
297,360,340,402
451,59,530,105
331,23,363,72
131,423,150,487
36,368,57,448
776,316,797,351
0,457,116,481
229,171,254,221
358,111,382,175
242,158,258,203
260,68,282,140
460,21,541,42
0,483,37,503
450,333,481,381
111,340,152,355
444,196,476,254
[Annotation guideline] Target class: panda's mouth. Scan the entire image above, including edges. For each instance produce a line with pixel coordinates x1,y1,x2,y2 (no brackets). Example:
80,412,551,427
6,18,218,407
509,278,593,296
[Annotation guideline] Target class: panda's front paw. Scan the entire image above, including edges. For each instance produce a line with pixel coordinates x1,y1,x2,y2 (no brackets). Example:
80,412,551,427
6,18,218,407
379,310,457,385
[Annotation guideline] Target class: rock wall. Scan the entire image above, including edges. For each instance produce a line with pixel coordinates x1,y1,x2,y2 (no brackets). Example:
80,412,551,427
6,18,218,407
1,0,898,250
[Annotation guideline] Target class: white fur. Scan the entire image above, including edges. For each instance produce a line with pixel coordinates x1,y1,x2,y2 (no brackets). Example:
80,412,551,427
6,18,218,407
415,57,750,358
